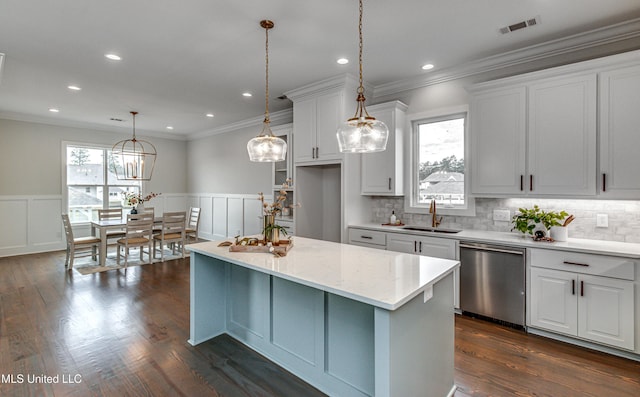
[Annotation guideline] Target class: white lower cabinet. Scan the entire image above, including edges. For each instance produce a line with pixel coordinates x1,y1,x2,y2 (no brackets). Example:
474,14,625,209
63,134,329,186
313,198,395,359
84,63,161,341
347,228,386,250
530,264,635,350
386,232,459,309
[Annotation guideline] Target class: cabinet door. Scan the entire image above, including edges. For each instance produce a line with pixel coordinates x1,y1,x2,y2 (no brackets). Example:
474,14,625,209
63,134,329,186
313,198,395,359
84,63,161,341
361,102,405,196
470,86,527,195
315,91,343,161
599,65,640,198
416,236,456,259
528,74,596,195
293,98,315,163
386,233,417,254
577,274,635,350
529,267,578,336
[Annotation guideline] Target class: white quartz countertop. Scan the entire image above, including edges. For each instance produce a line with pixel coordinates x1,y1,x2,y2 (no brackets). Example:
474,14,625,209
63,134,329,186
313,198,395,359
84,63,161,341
187,236,459,311
350,223,640,258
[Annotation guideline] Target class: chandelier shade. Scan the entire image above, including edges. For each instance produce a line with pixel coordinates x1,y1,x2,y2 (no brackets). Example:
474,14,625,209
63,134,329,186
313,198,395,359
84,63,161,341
112,111,157,180
247,19,287,162
337,0,388,153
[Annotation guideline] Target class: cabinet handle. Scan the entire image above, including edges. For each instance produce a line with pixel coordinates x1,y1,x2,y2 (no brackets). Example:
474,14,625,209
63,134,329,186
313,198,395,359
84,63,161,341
520,175,524,191
602,173,606,192
580,280,584,297
419,241,423,253
312,148,315,158
563,261,589,267
571,279,575,295
316,146,319,158
414,241,417,252
360,235,373,240
529,175,533,191
388,177,392,191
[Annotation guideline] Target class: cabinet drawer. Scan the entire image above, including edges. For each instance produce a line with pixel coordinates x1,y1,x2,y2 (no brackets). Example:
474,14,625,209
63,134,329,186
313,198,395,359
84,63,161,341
348,228,386,246
530,248,635,281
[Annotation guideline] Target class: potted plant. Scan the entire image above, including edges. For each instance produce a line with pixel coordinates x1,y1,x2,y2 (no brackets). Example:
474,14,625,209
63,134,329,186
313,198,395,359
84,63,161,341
511,205,568,237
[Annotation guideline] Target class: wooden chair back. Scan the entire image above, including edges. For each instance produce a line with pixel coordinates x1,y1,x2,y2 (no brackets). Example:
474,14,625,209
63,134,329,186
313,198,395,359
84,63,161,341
98,208,123,221
125,213,154,239
160,211,187,237
188,207,201,230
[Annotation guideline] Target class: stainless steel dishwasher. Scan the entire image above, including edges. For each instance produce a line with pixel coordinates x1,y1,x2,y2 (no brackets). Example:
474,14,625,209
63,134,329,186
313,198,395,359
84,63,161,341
459,241,526,328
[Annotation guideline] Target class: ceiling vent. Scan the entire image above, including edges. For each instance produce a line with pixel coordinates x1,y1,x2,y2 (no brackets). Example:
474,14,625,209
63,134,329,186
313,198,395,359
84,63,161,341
500,16,541,34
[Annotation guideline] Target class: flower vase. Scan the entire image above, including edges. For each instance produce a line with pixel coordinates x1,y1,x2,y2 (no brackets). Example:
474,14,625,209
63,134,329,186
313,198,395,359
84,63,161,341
272,228,280,246
263,215,275,243
130,207,138,214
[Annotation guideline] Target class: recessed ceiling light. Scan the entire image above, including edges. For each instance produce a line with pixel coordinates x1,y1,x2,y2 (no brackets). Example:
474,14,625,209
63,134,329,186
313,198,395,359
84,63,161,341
105,53,121,61
67,85,82,91
337,58,349,65
422,63,435,70
242,92,252,97
49,108,60,113
166,126,174,130
206,113,215,118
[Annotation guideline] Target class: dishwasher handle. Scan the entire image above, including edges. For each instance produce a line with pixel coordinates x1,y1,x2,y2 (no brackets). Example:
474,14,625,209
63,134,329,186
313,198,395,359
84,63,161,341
459,243,525,256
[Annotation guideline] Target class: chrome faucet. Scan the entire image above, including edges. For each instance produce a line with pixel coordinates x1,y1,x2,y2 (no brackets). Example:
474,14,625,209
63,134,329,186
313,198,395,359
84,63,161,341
429,199,442,228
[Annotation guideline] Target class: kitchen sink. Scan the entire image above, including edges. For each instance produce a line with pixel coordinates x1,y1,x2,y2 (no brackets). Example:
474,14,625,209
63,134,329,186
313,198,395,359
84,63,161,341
402,226,462,234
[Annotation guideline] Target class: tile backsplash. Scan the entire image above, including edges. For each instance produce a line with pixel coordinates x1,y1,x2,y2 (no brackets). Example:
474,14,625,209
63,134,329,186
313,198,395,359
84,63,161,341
371,197,640,243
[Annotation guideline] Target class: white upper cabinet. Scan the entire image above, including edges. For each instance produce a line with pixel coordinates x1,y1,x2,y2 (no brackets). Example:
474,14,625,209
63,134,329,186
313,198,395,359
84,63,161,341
599,64,640,198
291,90,344,164
527,73,596,196
470,86,526,195
469,71,597,197
361,101,407,196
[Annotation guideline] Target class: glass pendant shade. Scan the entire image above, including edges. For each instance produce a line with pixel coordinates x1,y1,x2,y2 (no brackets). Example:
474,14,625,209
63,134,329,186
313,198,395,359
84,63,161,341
337,0,388,153
337,116,388,153
247,121,287,162
248,19,287,162
112,112,157,180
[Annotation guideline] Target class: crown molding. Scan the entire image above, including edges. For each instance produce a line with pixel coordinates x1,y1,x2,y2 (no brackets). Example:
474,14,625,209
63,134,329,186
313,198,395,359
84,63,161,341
186,108,293,141
373,17,640,98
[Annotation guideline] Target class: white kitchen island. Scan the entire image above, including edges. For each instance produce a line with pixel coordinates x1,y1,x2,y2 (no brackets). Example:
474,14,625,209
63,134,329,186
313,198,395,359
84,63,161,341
187,237,459,397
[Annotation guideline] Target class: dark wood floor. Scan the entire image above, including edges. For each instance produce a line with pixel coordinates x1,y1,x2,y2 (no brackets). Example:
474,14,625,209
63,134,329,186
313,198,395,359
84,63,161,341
1,251,639,397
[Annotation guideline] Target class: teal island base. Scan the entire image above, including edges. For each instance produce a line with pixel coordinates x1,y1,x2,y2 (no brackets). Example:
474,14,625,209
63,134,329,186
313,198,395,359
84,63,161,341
189,248,456,397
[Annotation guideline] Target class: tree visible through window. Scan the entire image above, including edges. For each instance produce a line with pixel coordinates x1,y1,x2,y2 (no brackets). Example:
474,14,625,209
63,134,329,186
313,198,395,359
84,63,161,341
414,114,467,209
66,145,140,223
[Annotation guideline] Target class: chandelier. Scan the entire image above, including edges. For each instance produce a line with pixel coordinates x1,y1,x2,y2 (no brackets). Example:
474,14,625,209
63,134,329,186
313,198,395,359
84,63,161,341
336,0,388,153
247,20,287,162
112,111,157,180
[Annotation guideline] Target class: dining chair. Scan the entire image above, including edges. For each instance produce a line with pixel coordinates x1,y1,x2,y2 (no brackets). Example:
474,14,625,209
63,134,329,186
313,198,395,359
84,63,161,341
153,211,187,262
185,207,201,242
61,214,101,270
98,208,126,241
116,213,154,267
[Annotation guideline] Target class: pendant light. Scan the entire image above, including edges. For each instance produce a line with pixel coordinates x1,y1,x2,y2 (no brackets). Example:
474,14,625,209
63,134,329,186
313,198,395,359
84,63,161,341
112,111,157,180
337,0,388,153
247,20,287,162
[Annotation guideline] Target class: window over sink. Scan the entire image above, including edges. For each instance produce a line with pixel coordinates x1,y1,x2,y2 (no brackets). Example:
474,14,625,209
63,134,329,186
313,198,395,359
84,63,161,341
406,106,475,216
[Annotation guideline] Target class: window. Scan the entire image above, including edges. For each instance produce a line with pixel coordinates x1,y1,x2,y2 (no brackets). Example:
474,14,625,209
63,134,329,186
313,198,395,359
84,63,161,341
406,108,474,216
65,144,141,223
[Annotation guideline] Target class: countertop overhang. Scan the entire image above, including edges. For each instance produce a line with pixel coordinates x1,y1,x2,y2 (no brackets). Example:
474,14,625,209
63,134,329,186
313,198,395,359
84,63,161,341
187,236,459,310
350,223,640,258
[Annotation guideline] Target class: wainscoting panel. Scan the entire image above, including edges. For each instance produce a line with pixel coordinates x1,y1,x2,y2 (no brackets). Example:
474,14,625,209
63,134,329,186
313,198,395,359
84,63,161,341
0,195,63,257
0,193,263,257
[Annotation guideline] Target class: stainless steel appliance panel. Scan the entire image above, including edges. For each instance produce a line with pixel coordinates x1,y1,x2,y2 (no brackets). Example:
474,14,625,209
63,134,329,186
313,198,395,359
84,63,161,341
459,242,526,327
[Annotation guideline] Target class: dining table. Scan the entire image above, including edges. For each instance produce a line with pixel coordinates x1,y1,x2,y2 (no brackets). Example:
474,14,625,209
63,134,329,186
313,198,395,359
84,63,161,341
90,216,162,267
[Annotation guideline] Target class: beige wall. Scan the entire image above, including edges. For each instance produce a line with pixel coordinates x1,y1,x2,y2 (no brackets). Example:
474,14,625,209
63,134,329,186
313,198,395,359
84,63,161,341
0,118,188,195
186,123,278,195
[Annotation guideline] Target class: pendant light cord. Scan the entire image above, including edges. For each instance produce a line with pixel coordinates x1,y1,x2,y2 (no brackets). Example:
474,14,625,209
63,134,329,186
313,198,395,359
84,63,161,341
264,23,270,123
353,0,370,120
131,111,138,141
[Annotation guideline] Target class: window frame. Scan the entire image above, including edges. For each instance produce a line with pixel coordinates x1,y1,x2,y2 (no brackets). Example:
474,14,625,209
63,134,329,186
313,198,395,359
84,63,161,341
62,141,143,224
404,105,475,217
